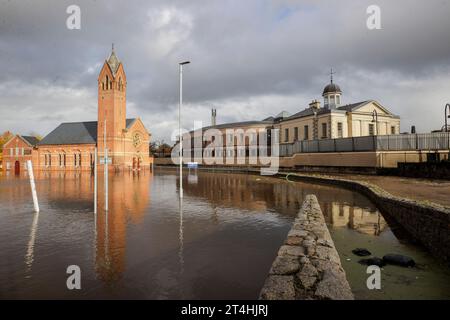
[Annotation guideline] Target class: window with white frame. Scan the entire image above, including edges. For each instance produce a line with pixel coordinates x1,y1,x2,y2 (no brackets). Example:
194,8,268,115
337,122,343,138
321,123,327,138
227,134,233,144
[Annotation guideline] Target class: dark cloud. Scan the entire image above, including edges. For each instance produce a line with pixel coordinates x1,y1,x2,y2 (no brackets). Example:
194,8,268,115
1,0,449,141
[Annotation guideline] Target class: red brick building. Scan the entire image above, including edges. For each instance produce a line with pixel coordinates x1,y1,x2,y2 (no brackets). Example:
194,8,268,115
34,47,153,171
2,135,39,174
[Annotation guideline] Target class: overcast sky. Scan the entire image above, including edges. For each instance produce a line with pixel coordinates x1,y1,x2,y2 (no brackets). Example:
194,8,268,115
1,0,450,142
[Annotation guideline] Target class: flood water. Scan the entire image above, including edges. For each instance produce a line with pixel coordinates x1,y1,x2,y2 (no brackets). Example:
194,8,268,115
0,168,449,299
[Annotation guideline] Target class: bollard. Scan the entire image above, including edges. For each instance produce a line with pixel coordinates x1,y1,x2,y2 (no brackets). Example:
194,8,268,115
26,160,39,213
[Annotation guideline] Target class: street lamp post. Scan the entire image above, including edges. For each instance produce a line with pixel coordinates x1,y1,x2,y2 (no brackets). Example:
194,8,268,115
445,103,450,132
179,61,190,199
372,109,379,135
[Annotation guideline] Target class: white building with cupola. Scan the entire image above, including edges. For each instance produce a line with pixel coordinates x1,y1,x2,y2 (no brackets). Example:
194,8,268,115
277,75,400,144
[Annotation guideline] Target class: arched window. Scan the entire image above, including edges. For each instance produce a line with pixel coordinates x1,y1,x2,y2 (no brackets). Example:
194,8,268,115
59,152,66,167
106,75,109,90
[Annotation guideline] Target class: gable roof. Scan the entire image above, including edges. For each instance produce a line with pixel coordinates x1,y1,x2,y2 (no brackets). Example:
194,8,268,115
337,100,399,117
3,134,40,148
282,100,396,122
337,100,371,112
21,136,40,146
38,118,136,146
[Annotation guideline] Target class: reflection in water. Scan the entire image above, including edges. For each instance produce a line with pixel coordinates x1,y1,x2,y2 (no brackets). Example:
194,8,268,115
179,198,184,276
0,169,449,299
321,200,387,236
184,173,388,237
25,211,39,273
94,171,150,283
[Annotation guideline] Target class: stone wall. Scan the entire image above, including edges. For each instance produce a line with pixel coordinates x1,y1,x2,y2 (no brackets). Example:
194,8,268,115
259,194,354,300
281,173,450,264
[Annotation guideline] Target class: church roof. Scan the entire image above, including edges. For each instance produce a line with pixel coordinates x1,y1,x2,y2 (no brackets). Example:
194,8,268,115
107,46,121,75
38,119,136,146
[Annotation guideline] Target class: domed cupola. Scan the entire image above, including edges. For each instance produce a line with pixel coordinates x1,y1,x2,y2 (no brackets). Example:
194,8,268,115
322,69,342,109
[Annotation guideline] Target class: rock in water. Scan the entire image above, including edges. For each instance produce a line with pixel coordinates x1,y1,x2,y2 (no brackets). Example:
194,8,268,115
352,248,371,256
383,254,415,267
358,257,385,267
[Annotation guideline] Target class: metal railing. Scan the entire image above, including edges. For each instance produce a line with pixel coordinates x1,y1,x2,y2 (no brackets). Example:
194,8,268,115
279,132,450,157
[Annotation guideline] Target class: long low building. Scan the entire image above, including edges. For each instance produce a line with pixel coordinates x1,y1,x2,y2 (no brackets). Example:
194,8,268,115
179,76,403,167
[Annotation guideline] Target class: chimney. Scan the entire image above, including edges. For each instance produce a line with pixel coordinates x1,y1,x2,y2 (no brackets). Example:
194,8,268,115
309,99,321,110
211,108,217,126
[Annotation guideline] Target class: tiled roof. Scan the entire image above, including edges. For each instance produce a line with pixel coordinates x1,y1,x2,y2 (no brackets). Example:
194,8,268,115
337,101,370,111
284,107,331,121
201,120,274,131
21,136,40,146
38,118,136,146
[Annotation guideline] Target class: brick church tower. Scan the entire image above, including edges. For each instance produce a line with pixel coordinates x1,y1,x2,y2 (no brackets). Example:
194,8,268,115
97,45,127,163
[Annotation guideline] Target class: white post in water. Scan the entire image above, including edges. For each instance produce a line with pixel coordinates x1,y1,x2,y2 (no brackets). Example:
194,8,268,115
94,147,98,214
178,60,190,199
26,160,39,213
104,119,108,212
